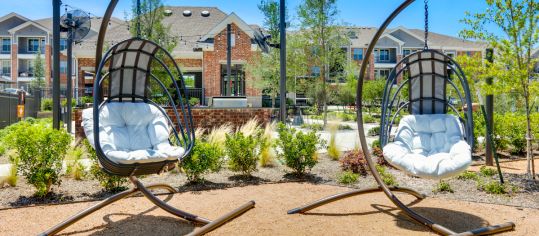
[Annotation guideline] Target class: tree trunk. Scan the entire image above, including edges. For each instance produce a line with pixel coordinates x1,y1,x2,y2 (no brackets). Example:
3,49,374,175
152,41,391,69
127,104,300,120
524,94,535,179
322,65,328,127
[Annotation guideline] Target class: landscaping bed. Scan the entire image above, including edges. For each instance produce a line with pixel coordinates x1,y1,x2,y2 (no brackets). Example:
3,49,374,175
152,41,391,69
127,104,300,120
1,154,538,209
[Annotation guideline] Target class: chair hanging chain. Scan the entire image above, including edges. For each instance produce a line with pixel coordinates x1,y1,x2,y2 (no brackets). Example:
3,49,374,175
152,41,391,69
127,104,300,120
424,0,429,49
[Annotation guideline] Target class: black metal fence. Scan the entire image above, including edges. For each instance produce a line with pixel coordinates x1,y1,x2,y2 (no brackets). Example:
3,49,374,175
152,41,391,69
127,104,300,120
0,89,41,128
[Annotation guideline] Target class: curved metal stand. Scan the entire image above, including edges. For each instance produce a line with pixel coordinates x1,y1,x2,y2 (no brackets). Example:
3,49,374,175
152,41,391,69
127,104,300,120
287,1,515,235
287,186,424,214
40,177,255,236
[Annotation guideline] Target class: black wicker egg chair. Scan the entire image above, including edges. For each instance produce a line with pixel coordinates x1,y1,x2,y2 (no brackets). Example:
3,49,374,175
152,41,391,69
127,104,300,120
287,0,514,235
41,1,254,236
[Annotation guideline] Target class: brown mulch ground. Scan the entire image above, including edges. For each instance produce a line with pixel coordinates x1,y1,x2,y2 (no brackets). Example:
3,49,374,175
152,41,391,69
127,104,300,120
1,154,539,210
0,182,537,236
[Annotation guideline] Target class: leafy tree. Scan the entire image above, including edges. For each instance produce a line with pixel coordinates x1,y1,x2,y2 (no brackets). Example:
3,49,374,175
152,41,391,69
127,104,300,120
248,1,307,107
30,48,45,90
298,0,348,126
460,0,539,178
129,0,176,52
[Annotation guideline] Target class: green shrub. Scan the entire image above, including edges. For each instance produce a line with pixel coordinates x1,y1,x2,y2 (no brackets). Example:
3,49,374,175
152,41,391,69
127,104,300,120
367,126,380,136
480,180,506,194
337,171,359,184
479,166,497,177
65,147,86,180
41,98,53,111
339,149,367,176
327,123,340,160
83,139,128,192
189,97,200,106
3,119,71,197
80,96,93,104
275,123,324,174
363,113,377,123
375,164,398,186
61,99,76,108
433,180,454,193
371,139,381,149
225,132,260,175
457,170,479,181
182,141,223,182
300,123,323,131
336,112,356,121
338,124,353,130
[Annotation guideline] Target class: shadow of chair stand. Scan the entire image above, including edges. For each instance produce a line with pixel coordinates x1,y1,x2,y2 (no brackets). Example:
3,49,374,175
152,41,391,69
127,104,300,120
287,1,514,235
40,1,254,235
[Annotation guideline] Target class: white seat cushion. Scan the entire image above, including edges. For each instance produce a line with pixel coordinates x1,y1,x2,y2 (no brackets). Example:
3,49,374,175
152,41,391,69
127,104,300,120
82,103,184,164
383,114,471,179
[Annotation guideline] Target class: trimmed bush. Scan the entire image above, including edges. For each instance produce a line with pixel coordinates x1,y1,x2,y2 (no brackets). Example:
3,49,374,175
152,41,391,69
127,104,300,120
275,123,324,174
3,119,71,197
189,97,200,106
367,126,380,136
41,98,53,111
225,132,260,175
457,171,479,181
80,96,93,104
182,141,223,182
337,171,359,184
479,166,497,177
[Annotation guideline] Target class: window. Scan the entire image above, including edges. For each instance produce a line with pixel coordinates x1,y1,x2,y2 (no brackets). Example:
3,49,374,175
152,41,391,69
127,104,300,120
1,60,10,76
466,51,473,57
28,39,40,52
353,48,363,60
311,66,321,77
183,74,195,88
60,61,67,74
230,34,236,47
445,50,456,58
378,49,390,62
375,69,391,80
1,38,10,52
220,64,245,96
60,38,67,51
403,49,411,56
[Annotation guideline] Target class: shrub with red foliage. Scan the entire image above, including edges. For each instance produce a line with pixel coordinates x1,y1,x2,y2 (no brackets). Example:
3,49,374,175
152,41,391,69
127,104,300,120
340,149,368,176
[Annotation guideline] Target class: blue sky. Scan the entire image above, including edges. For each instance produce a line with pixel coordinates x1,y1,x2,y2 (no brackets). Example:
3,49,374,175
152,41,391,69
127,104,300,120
1,0,495,38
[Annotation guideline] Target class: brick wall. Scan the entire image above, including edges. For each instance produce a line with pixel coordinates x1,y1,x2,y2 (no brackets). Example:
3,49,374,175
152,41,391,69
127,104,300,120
45,45,51,86
202,23,260,97
77,57,96,88
74,107,275,139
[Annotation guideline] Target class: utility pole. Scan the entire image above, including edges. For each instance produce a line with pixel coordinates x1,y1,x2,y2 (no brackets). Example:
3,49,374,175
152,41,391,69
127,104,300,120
485,48,494,166
52,0,61,129
279,0,286,122
66,12,73,133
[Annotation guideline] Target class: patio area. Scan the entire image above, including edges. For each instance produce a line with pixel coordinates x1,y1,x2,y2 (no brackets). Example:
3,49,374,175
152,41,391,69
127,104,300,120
1,182,537,236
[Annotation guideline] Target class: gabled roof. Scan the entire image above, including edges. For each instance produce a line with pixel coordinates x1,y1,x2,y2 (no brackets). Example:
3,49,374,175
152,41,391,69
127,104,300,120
388,26,425,43
8,21,50,34
0,12,30,24
379,34,405,45
200,12,256,41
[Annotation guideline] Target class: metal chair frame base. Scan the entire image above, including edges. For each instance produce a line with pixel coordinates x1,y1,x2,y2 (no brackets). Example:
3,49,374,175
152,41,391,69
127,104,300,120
40,176,255,236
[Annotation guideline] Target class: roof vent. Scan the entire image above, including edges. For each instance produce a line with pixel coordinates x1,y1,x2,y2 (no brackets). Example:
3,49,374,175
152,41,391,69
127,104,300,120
201,10,210,17
164,9,173,16
183,10,192,17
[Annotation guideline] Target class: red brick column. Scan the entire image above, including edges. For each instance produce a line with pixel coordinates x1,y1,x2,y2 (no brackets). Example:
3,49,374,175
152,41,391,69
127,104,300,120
11,44,17,83
45,45,51,86
368,53,375,80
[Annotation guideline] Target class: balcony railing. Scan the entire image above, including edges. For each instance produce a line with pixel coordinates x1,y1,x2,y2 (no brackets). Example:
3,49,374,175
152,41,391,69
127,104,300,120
185,88,205,105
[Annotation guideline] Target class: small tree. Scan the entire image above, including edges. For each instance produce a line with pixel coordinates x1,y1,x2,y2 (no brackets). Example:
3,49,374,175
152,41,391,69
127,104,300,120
460,0,539,178
298,0,347,127
30,48,45,90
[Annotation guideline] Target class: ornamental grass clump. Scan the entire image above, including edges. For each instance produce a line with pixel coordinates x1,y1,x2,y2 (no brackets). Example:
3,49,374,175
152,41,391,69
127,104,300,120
275,123,325,174
65,146,86,180
3,118,71,197
259,122,276,167
206,123,233,151
327,123,341,161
